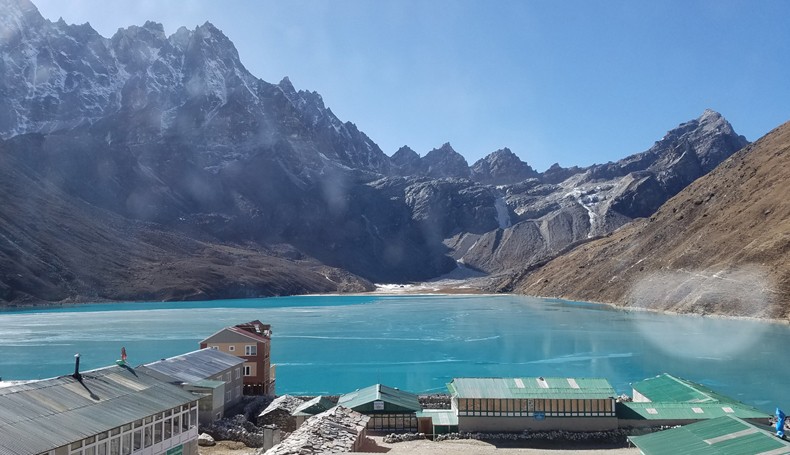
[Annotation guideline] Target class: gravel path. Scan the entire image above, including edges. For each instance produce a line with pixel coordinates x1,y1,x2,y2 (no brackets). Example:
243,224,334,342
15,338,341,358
200,436,641,455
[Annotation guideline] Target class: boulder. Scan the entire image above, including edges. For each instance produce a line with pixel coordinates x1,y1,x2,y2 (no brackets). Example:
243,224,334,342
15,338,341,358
198,433,216,447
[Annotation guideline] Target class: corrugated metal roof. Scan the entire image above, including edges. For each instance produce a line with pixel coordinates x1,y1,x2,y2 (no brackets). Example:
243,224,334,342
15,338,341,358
415,409,459,426
292,395,335,417
448,377,616,399
617,401,771,421
338,384,421,412
628,416,790,455
139,348,244,384
631,374,738,403
0,365,198,455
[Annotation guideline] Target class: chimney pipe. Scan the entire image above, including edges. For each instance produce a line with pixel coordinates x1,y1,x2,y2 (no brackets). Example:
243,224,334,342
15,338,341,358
73,353,82,381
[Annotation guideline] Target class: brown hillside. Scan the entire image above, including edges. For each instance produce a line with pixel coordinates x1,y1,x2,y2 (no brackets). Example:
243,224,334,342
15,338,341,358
0,150,372,306
506,120,790,320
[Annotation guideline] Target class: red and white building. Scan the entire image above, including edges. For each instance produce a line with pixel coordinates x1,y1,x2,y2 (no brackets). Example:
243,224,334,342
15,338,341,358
200,320,275,395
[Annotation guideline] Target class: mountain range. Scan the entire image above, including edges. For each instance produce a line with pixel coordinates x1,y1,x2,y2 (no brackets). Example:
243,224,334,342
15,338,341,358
3,0,784,319
500,120,790,319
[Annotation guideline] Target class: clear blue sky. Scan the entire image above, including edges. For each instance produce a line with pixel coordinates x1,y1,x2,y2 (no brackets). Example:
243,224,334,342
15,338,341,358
33,0,790,171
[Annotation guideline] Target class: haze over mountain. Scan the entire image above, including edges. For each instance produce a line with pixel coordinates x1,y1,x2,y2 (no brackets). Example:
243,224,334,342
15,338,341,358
0,0,767,311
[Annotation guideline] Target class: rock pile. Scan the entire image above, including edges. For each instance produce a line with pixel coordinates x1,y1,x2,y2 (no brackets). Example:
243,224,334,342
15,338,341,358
257,395,306,432
200,414,278,448
243,395,275,421
261,406,369,454
383,432,426,443
419,394,451,409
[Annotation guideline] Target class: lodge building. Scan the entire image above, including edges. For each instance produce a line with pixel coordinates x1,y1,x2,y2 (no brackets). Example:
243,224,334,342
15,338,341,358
337,384,422,433
0,364,199,455
200,320,275,395
447,377,618,432
139,348,245,424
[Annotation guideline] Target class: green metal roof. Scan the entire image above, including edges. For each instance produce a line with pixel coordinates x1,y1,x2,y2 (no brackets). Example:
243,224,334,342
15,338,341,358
617,401,771,421
292,395,335,417
631,374,741,404
415,410,458,426
338,384,421,413
448,377,616,400
628,416,790,455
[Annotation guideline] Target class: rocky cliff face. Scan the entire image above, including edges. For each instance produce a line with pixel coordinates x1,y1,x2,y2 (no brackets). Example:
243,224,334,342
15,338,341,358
456,110,749,274
501,121,790,320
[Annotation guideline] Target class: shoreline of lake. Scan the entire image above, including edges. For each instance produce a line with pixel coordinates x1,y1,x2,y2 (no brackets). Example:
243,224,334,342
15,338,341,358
2,282,789,326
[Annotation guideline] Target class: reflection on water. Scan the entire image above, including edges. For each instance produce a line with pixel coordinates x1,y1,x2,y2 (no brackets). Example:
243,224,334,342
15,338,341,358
0,295,788,411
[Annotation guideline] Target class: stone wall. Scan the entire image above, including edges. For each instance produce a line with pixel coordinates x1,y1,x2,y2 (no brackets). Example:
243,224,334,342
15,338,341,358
262,406,369,455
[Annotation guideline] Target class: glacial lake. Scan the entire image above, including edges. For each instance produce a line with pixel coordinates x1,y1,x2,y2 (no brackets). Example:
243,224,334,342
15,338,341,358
1,294,788,412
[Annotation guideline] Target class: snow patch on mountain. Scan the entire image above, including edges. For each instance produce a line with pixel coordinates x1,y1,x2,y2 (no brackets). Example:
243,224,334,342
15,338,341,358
494,196,511,229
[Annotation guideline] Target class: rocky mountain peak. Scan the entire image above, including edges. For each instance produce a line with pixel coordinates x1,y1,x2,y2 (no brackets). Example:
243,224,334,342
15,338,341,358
435,142,456,154
278,76,296,92
649,110,748,176
390,145,422,176
470,147,539,185
188,21,243,63
697,108,735,135
391,145,419,162
423,143,470,179
169,26,192,51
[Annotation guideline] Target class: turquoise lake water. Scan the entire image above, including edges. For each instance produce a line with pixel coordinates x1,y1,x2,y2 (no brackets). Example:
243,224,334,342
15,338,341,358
1,294,788,412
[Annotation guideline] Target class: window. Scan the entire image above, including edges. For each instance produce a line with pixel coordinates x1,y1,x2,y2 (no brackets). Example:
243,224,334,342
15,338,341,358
225,372,231,382
244,365,252,376
226,390,232,402
245,345,257,356
121,433,130,455
228,345,235,352
235,368,241,379
210,345,218,350
109,438,119,455
154,420,162,444
235,385,241,398
133,430,141,451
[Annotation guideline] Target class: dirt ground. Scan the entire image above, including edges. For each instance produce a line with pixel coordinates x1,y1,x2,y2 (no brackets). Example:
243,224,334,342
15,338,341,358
199,436,640,455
